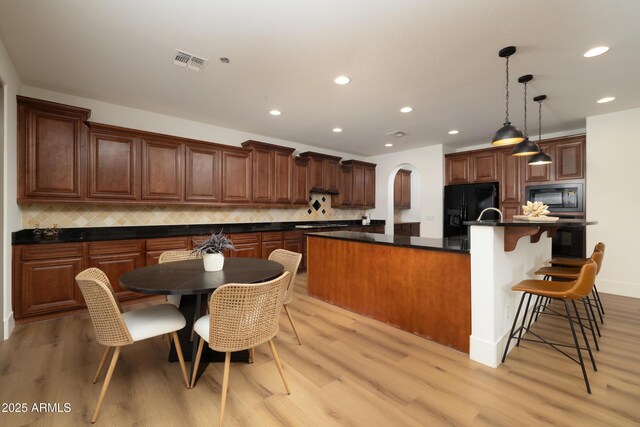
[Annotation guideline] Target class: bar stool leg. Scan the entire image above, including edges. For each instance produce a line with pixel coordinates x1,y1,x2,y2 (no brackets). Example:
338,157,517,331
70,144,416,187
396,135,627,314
593,285,605,322
572,300,597,372
516,293,533,346
582,297,599,351
563,301,591,394
502,293,527,363
526,295,541,330
585,295,601,338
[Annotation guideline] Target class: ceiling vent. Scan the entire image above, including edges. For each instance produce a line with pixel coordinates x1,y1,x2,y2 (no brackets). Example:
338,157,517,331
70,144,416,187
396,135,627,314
173,49,209,72
386,130,408,138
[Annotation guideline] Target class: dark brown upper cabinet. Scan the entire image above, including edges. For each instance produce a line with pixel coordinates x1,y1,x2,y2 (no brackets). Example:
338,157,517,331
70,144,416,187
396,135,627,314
445,154,472,185
555,137,584,180
394,169,411,209
332,164,354,207
87,123,139,200
17,96,91,202
185,142,222,203
472,152,499,183
299,151,342,194
241,140,295,204
498,148,523,204
342,160,376,209
291,156,310,206
141,137,184,201
221,148,252,204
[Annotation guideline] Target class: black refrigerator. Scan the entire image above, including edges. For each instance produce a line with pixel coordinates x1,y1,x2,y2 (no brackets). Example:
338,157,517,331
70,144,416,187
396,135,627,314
443,183,499,238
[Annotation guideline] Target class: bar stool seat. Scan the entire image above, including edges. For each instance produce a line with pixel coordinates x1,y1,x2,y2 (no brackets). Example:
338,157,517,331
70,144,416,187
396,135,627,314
513,279,574,296
548,256,590,267
534,266,580,279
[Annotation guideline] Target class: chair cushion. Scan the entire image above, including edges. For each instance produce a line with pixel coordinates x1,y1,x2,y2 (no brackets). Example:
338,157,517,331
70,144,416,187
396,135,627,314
193,314,211,343
122,304,186,342
535,266,580,279
512,279,575,298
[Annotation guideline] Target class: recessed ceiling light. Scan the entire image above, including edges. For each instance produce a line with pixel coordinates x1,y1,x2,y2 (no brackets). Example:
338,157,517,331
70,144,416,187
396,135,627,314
584,46,609,58
334,75,351,85
400,106,413,113
269,109,282,116
384,143,393,147
596,97,615,104
332,128,343,133
448,130,459,135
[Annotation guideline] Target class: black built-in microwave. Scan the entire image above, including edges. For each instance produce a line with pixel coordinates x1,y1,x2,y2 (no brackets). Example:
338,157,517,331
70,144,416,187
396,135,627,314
525,183,583,213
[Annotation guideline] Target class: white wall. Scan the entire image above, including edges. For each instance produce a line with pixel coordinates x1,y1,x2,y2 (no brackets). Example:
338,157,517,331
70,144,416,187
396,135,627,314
0,37,21,340
21,86,365,161
586,108,640,298
368,144,445,238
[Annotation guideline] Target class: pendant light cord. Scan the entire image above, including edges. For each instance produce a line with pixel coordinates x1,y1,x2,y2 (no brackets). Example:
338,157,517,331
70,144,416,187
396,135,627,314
523,80,528,137
538,100,542,141
505,56,510,123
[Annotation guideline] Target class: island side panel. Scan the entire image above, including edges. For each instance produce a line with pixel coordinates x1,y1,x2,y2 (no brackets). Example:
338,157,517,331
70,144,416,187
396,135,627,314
307,236,471,352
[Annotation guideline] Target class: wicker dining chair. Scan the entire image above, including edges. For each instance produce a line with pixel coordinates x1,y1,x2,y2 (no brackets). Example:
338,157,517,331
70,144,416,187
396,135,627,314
268,249,303,345
159,250,202,307
190,271,291,426
75,268,189,423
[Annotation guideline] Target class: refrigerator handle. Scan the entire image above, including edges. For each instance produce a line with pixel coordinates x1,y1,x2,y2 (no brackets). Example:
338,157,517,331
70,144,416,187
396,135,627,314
463,203,468,221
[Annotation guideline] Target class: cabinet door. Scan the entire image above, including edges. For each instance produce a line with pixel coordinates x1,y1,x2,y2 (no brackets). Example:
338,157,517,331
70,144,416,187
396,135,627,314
393,172,402,208
364,165,376,208
499,150,523,204
525,143,552,183
307,157,324,192
20,257,84,317
352,164,365,206
20,105,86,199
185,144,221,203
501,203,521,220
273,151,292,204
333,165,353,207
141,138,184,201
445,155,471,185
283,238,303,253
229,243,261,258
261,240,283,260
555,139,584,180
222,149,252,203
87,240,146,300
88,130,138,200
473,152,499,183
401,171,411,209
324,159,340,193
292,158,309,205
251,147,274,203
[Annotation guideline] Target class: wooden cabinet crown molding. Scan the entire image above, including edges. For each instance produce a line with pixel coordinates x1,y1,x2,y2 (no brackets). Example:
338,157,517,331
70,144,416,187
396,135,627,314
17,96,92,120
241,139,296,155
298,151,343,162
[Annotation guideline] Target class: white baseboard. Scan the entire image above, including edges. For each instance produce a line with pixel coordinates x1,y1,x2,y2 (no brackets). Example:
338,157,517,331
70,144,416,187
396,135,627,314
469,333,511,368
2,311,15,340
597,279,640,299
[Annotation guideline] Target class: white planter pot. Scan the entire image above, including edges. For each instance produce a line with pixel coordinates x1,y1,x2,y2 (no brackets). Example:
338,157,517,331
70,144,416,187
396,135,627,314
202,253,225,272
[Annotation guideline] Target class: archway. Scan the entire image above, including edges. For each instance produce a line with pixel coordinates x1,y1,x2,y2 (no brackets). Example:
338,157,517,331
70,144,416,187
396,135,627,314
386,163,421,236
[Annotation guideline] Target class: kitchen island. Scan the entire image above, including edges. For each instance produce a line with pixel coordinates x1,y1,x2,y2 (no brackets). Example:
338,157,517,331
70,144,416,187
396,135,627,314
307,231,471,352
464,219,597,367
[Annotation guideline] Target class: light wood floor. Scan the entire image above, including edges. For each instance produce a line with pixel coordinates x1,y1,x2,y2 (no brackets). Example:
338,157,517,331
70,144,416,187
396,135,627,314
1,274,639,426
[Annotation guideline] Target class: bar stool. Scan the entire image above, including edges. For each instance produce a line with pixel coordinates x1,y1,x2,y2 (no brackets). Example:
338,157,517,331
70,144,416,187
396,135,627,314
501,260,598,394
548,243,606,321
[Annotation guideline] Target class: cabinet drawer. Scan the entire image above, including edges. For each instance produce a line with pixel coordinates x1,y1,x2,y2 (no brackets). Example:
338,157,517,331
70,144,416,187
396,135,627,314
88,239,144,255
262,231,283,242
227,233,260,244
20,243,84,261
283,230,303,240
146,237,190,251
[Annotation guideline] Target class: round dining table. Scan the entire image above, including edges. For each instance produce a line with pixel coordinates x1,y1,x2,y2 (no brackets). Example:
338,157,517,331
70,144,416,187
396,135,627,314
119,257,284,383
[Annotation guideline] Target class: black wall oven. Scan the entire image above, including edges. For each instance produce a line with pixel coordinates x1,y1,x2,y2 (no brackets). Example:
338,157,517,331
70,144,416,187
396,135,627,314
525,183,586,258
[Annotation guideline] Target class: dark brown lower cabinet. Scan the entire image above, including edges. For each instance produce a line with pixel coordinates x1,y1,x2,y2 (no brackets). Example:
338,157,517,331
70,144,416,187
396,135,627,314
227,233,262,258
87,240,146,300
16,248,85,318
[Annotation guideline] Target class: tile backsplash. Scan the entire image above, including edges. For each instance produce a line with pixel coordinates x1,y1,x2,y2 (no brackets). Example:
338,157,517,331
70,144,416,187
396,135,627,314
21,194,367,228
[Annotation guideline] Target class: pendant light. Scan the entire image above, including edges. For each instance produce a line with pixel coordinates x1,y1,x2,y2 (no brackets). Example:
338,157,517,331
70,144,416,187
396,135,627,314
491,46,525,146
512,74,541,156
528,95,553,165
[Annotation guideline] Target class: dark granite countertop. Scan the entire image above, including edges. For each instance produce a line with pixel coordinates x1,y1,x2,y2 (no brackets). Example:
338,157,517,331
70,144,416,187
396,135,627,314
306,231,470,254
12,220,385,245
463,219,597,227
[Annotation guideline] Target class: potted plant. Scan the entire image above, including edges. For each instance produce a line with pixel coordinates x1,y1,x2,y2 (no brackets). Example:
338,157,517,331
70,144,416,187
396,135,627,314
191,231,235,271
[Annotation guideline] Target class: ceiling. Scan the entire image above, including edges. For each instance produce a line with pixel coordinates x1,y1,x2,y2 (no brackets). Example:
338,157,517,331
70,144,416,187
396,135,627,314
1,1,639,156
